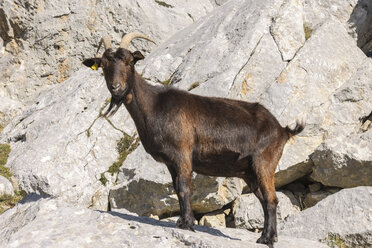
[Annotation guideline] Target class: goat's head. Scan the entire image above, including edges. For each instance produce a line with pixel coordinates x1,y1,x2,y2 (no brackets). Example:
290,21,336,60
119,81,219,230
83,33,154,117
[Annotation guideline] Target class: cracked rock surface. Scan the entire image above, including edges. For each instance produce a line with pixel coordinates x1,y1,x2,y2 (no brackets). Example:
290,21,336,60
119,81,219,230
0,0,215,127
0,69,137,209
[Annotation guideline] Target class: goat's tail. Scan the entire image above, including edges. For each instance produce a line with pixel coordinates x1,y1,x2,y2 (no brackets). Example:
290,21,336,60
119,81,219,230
285,121,305,139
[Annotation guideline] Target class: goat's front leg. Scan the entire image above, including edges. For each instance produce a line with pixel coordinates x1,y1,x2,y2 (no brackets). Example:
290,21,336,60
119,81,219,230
167,163,195,231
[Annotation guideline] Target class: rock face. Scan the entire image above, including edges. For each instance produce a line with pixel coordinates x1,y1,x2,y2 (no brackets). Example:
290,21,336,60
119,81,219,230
0,0,371,246
0,69,134,209
233,192,300,230
279,187,372,247
0,0,214,127
0,175,13,196
109,145,244,218
310,60,372,188
0,194,328,248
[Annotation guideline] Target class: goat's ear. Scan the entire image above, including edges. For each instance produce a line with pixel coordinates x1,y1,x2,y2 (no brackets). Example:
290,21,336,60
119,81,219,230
83,58,101,70
132,51,144,65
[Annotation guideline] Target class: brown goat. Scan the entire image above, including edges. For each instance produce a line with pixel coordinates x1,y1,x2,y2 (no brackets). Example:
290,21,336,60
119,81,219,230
83,33,304,248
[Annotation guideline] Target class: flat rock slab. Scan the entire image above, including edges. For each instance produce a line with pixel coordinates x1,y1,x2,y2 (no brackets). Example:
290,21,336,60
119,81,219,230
0,194,327,248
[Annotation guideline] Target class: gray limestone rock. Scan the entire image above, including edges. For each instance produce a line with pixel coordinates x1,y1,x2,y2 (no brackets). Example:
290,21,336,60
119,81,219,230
140,0,284,97
270,0,305,61
310,59,372,188
232,192,300,230
0,175,13,196
279,187,372,247
0,0,214,127
0,68,137,209
199,209,227,228
311,130,372,188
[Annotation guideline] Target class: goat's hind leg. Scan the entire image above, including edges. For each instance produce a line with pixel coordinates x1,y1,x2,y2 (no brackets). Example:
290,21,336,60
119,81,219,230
252,156,279,248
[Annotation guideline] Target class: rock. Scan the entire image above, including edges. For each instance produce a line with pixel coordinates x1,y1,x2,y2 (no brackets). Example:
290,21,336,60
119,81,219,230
309,59,372,188
280,189,302,209
259,19,367,187
199,209,227,228
140,0,284,96
0,68,137,209
232,192,300,230
0,194,328,248
303,191,331,208
311,130,372,188
0,94,23,129
302,0,358,31
0,0,215,127
301,0,372,56
109,145,244,218
348,0,372,55
270,0,305,61
308,183,322,193
283,182,306,193
0,175,13,196
279,187,372,247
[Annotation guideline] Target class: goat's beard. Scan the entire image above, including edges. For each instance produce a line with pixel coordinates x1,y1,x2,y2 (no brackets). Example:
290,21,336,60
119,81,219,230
101,95,123,118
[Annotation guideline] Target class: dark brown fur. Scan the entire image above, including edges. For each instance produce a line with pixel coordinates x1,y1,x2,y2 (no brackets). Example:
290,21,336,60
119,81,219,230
83,47,304,248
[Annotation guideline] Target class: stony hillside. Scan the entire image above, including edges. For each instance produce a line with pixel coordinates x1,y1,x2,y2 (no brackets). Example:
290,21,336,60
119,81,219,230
0,0,371,247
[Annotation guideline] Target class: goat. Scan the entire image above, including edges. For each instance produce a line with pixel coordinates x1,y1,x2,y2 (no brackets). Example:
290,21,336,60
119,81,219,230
83,33,304,248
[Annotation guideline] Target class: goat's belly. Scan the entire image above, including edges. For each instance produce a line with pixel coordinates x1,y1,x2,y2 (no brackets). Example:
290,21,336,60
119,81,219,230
192,151,251,177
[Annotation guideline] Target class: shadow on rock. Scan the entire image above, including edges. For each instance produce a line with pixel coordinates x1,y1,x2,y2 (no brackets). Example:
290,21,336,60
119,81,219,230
18,192,50,205
105,210,241,241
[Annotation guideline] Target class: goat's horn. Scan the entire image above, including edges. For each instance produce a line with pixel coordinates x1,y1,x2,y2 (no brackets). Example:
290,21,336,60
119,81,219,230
96,35,112,57
119,32,155,49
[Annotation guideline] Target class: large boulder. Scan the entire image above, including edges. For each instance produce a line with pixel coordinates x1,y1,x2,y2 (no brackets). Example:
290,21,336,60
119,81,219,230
0,69,135,209
0,0,214,127
109,145,244,218
279,187,372,247
311,130,372,188
232,192,300,230
310,59,372,188
0,194,328,248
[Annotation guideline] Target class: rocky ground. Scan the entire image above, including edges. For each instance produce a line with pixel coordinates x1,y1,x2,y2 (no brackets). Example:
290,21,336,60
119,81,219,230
0,0,371,247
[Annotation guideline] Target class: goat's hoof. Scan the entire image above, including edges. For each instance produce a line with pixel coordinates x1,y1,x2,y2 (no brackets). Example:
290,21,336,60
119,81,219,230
257,235,274,248
274,236,278,242
176,217,195,232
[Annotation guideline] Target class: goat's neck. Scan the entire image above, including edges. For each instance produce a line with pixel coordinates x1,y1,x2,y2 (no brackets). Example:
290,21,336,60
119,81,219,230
124,72,157,138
